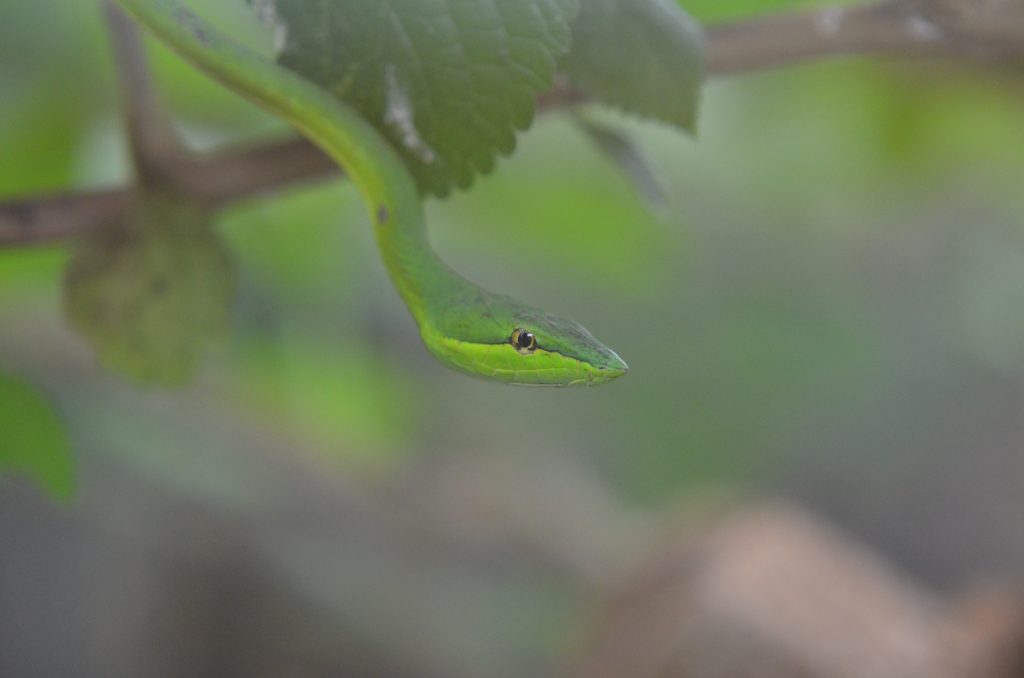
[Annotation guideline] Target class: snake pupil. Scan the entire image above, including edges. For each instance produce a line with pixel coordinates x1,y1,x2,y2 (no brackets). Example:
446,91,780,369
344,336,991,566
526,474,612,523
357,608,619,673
513,329,536,352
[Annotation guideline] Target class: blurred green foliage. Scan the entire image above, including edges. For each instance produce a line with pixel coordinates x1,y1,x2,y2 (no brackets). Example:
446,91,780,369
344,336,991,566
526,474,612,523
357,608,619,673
64,189,233,385
0,374,74,500
4,7,1024,676
1,0,1023,507
683,0,855,22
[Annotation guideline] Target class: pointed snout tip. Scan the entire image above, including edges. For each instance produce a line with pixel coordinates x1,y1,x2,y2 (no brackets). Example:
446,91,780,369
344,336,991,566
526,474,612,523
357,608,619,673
595,353,629,383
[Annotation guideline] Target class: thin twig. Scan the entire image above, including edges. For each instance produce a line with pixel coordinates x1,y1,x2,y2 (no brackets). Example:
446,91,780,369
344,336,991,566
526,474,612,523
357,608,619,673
103,1,186,181
3,0,1024,248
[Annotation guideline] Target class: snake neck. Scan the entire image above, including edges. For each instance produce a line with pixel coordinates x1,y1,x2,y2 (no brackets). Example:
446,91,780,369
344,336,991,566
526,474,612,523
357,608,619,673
299,101,455,333
373,204,478,337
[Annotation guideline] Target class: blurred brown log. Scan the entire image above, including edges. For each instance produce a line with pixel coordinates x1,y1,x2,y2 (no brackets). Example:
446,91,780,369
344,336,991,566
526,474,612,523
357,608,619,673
571,503,1024,678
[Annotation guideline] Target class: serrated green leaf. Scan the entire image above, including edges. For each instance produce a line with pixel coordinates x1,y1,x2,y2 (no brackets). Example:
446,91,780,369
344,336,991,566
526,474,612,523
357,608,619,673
0,374,75,501
63,189,234,386
253,0,580,196
564,0,704,131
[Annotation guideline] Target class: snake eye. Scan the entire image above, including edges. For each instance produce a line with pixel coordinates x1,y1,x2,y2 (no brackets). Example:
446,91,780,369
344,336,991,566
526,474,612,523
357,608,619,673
511,328,537,355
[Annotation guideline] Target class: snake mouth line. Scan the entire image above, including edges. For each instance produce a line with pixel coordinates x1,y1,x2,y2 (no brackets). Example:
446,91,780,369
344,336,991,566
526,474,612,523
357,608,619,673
476,340,628,369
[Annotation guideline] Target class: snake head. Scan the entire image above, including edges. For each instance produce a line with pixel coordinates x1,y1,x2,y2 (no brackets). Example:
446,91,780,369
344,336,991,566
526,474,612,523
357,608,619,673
503,310,629,386
423,293,628,386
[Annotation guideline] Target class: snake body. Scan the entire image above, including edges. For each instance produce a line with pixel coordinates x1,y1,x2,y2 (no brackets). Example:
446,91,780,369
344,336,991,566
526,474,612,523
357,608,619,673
117,0,627,385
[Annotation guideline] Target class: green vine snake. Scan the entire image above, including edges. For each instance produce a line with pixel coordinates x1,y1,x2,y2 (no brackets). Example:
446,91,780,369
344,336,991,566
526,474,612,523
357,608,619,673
116,0,628,386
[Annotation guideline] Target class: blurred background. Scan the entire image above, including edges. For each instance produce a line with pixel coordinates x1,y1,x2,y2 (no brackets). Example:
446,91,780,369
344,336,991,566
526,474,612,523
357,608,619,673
2,1,1024,676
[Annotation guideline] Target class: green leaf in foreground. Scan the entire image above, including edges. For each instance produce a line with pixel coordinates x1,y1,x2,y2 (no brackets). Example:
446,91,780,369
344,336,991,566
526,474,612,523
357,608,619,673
64,189,233,386
253,0,580,196
564,0,705,131
0,375,74,500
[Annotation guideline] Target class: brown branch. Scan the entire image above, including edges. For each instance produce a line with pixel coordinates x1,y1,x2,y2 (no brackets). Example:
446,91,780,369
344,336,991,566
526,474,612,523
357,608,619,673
175,136,339,207
0,190,129,246
0,139,338,246
3,0,1024,248
705,0,1024,75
